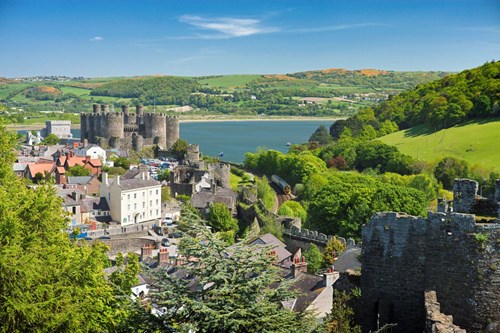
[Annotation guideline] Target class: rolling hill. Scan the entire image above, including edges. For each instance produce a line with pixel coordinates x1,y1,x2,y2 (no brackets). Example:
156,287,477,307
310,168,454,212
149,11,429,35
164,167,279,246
378,118,500,171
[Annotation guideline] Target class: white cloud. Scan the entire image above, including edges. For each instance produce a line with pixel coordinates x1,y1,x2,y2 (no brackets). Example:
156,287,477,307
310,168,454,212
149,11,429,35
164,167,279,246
90,36,104,42
178,15,278,39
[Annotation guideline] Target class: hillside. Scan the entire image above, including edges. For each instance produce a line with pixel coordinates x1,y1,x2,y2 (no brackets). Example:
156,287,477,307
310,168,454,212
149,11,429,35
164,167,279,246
0,68,448,118
378,118,500,171
373,61,500,129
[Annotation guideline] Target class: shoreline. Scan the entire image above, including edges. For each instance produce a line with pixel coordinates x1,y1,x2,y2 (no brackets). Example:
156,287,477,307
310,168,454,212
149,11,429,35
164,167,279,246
7,116,343,131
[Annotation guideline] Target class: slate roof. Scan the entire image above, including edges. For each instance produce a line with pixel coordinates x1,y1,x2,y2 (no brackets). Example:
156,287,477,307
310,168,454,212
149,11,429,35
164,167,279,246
13,163,27,173
249,233,292,264
56,188,85,206
333,245,361,273
122,167,141,180
67,176,93,184
110,178,161,191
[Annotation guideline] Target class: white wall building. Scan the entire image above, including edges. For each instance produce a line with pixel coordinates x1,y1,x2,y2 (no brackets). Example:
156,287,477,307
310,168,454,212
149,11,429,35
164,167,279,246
45,120,72,139
100,170,162,226
75,144,107,164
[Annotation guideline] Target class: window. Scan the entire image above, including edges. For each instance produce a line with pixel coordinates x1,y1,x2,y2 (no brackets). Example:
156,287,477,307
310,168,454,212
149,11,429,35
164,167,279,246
143,202,145,208
150,200,152,206
150,190,152,196
143,191,145,197
127,204,130,211
134,193,136,199
150,210,152,216
128,194,130,200
156,199,159,205
134,203,137,210
156,209,159,216
72,206,76,214
156,189,159,195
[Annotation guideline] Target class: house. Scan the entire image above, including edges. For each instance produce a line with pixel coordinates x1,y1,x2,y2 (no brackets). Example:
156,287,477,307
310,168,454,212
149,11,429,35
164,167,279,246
248,233,293,267
74,144,106,164
24,161,56,181
58,152,102,176
56,188,85,227
191,186,237,217
67,175,101,196
13,163,27,178
100,170,162,226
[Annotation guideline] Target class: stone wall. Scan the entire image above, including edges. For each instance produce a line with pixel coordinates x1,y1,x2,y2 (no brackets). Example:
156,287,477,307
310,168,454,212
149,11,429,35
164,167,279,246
424,291,466,333
360,211,500,333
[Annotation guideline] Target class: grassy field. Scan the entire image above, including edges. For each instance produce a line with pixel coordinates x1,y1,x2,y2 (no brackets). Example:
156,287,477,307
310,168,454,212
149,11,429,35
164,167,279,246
378,118,500,171
197,75,262,89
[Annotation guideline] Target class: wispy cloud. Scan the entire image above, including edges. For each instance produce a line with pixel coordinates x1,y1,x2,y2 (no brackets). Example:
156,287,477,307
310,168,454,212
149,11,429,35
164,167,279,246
290,23,391,33
177,15,279,39
90,36,104,42
174,15,388,40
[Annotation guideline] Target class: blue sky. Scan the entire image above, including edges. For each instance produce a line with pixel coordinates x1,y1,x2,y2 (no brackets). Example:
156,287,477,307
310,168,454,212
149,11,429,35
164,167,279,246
1,0,498,77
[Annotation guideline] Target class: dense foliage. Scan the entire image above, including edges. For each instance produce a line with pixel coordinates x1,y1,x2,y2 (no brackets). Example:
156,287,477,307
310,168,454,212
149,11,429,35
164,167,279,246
91,76,200,105
0,123,128,332
330,61,500,141
304,172,427,239
145,217,316,333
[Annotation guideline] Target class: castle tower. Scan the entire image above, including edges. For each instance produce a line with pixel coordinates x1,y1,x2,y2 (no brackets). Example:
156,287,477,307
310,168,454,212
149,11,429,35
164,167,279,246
122,105,130,125
144,113,167,148
166,116,179,150
453,179,478,213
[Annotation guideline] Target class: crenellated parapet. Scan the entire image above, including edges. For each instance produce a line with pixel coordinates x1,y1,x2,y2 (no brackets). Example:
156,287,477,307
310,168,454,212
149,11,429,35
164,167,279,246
80,104,180,151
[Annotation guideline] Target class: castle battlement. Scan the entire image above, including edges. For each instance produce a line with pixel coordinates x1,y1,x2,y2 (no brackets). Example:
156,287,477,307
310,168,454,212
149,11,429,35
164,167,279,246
80,104,179,151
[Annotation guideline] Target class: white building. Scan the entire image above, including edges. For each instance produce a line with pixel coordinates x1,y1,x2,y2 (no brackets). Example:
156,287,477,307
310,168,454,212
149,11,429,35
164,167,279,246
100,170,162,226
75,144,107,164
45,120,72,139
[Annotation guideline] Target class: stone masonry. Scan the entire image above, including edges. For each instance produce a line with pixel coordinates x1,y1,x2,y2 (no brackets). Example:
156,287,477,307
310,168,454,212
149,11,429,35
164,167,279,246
360,211,499,332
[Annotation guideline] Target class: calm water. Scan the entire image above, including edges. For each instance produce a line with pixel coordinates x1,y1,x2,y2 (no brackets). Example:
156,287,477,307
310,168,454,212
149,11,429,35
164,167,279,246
180,120,334,163
19,120,335,163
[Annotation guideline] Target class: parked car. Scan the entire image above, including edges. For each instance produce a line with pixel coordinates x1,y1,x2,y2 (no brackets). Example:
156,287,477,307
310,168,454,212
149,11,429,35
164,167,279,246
161,238,170,247
169,231,184,239
99,236,111,240
162,217,173,226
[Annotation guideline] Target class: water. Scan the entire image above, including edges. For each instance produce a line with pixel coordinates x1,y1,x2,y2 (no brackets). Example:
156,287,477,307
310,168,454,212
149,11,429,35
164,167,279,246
18,120,335,163
180,120,334,163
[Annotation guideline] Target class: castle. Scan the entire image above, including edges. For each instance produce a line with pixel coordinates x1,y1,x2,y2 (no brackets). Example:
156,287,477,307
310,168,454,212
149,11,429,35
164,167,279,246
80,104,179,151
360,179,500,333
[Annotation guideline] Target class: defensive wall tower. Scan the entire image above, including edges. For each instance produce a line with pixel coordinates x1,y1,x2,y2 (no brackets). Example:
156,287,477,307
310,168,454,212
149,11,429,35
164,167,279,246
144,113,167,148
208,163,231,188
132,133,144,151
166,116,179,150
361,211,499,333
136,105,144,126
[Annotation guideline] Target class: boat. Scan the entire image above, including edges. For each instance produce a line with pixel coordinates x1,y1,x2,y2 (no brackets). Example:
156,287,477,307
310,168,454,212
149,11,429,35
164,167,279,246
286,142,291,146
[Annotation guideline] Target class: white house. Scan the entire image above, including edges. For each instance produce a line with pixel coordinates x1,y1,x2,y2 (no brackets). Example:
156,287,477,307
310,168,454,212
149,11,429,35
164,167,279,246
75,144,107,164
100,170,162,226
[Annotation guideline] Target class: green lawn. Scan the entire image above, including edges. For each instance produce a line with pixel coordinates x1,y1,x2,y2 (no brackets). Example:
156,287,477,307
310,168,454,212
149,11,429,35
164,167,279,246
59,86,92,96
378,119,500,171
197,75,262,89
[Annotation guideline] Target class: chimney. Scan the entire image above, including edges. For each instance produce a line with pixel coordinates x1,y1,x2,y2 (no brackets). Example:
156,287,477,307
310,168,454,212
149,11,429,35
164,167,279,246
141,243,153,260
291,256,308,278
158,248,169,265
102,172,109,186
323,267,339,287
116,175,120,186
71,191,78,201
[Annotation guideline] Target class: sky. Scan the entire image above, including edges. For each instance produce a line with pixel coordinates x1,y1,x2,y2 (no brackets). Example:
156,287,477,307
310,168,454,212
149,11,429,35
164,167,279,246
0,0,499,77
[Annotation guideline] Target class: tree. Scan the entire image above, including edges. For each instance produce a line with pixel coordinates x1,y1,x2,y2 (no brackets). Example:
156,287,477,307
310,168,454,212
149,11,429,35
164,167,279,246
0,122,128,332
434,157,470,190
109,252,140,295
42,133,60,145
157,168,170,182
278,200,307,222
323,237,346,267
320,290,361,333
114,157,131,170
145,220,316,333
161,185,171,203
66,164,91,176
206,202,238,243
171,138,188,158
304,244,323,274
309,125,331,145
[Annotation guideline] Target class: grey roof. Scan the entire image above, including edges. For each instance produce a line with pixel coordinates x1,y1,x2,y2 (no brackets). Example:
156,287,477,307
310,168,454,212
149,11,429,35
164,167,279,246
56,188,85,206
249,233,291,264
122,167,140,180
13,163,27,172
333,245,361,273
67,176,93,185
112,178,160,191
94,197,110,211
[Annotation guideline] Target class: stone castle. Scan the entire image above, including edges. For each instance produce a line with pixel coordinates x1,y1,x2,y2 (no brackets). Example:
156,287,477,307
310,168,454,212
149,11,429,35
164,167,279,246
361,179,500,332
80,104,179,151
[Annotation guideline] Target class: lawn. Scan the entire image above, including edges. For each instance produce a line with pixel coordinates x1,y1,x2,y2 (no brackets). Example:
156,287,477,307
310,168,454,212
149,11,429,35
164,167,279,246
378,118,500,171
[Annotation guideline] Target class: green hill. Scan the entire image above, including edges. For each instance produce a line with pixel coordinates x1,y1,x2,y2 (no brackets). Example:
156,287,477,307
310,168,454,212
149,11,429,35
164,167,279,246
378,118,500,171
